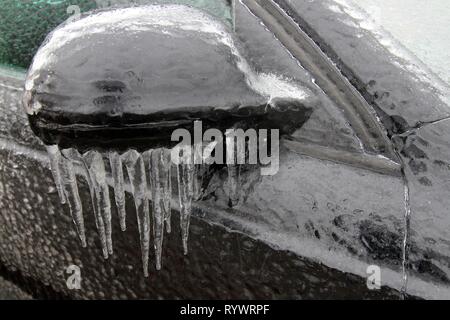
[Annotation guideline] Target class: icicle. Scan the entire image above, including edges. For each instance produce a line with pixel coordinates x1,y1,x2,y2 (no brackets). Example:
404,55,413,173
63,148,108,259
122,150,151,277
46,145,66,204
148,149,165,270
161,149,172,234
176,147,194,255
59,150,87,247
109,151,127,231
225,129,249,207
401,179,411,298
226,131,244,207
193,164,203,201
192,142,204,201
227,164,240,207
83,151,113,257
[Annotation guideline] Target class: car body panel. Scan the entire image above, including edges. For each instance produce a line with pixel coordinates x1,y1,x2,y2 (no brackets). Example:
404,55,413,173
0,0,449,299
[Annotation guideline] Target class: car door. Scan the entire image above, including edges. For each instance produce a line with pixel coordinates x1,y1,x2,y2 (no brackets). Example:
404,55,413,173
0,0,448,299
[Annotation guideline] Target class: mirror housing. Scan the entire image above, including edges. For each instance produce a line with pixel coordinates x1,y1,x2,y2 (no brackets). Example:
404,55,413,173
23,5,314,152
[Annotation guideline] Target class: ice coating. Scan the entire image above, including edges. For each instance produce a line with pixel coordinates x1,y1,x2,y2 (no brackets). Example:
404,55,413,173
25,4,309,115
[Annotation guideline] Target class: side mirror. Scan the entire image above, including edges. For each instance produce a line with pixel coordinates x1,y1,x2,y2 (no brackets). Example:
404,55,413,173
23,4,314,152
21,4,315,274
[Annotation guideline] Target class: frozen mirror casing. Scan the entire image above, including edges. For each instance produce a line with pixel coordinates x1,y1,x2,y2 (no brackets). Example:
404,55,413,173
23,5,314,152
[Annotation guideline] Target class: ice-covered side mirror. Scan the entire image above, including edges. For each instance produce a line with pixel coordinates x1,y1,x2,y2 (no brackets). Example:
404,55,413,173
23,4,314,152
21,5,315,275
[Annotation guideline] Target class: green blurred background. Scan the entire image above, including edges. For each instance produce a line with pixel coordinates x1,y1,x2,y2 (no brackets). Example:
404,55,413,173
0,0,233,70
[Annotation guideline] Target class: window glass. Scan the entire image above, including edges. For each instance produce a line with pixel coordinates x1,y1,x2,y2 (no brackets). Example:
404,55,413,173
0,0,232,69
355,0,450,84
0,0,96,69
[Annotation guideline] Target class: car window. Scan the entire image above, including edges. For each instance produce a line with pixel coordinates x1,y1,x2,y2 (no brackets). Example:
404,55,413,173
0,0,232,69
0,0,95,69
354,0,450,85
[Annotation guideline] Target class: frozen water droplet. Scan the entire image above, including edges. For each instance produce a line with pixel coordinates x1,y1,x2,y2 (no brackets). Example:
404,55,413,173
122,150,151,277
58,150,86,247
46,145,66,204
109,151,127,231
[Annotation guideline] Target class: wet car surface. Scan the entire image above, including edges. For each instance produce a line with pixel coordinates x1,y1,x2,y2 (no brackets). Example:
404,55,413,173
1,0,449,299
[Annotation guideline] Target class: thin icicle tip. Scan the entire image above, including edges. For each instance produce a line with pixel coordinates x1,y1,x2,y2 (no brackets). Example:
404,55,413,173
46,145,66,205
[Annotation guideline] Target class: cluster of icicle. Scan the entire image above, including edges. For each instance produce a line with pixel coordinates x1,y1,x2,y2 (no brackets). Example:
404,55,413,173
45,145,207,277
